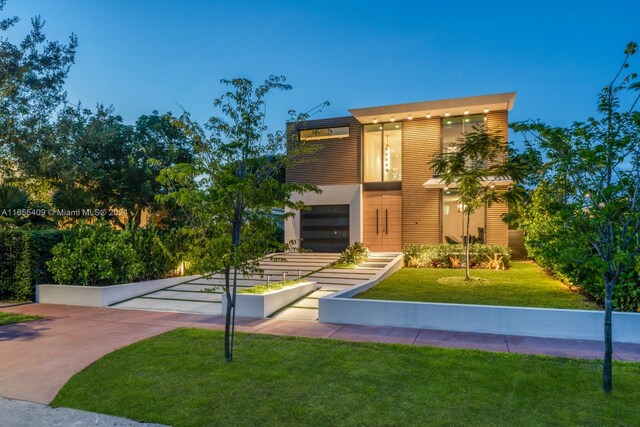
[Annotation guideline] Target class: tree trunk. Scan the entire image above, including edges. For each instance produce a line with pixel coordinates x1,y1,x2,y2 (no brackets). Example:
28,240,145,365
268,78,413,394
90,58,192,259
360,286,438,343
465,210,471,280
603,274,614,393
224,213,242,362
223,266,232,361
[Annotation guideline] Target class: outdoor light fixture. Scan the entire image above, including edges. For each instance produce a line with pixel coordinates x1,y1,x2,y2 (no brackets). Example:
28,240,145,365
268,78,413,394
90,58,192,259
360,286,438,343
390,116,395,122
426,113,431,118
464,110,469,115
373,118,378,123
408,115,413,120
484,108,489,113
445,112,450,117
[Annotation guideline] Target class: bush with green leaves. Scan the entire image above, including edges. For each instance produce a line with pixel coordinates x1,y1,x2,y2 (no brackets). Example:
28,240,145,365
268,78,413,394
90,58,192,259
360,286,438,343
126,224,177,281
335,242,368,267
48,222,144,286
404,244,511,269
0,230,66,300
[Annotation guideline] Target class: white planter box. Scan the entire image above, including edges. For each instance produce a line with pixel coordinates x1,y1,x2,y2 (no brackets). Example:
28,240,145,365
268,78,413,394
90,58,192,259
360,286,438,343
37,275,200,307
222,281,317,318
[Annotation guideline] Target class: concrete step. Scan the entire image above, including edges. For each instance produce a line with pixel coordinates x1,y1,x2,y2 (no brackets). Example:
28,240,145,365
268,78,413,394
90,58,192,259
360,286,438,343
113,298,221,315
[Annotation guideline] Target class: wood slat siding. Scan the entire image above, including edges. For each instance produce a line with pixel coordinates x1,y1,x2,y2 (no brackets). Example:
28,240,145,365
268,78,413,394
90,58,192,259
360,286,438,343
486,110,508,142
485,110,509,245
401,117,441,245
486,202,509,246
286,116,361,185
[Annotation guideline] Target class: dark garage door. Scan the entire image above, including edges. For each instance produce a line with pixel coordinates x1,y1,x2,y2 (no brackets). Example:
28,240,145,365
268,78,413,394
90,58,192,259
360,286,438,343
300,205,350,252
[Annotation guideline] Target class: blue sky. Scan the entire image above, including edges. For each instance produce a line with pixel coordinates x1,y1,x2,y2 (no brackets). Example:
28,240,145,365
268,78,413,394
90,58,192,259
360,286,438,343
3,1,640,134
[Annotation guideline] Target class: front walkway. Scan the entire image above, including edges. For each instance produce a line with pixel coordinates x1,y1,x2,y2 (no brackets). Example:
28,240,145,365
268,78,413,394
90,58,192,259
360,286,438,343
1,303,639,405
111,252,341,315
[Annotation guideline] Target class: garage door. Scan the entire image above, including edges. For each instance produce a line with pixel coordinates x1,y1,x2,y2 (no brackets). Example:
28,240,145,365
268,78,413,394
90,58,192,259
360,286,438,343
300,205,350,252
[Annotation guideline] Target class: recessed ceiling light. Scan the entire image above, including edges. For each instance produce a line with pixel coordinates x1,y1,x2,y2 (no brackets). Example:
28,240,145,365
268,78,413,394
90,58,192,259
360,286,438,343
464,110,469,115
426,113,431,119
484,108,489,113
407,115,413,120
390,117,395,122
445,112,450,117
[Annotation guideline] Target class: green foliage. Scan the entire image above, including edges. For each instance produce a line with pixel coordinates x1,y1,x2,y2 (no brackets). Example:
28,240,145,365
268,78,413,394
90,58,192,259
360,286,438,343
404,243,511,269
0,229,66,300
335,242,368,267
48,222,143,286
47,222,179,287
126,224,177,281
1,0,77,179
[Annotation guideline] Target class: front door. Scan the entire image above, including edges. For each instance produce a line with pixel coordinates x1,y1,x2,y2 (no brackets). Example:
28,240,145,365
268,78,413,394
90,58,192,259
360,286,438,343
363,191,402,252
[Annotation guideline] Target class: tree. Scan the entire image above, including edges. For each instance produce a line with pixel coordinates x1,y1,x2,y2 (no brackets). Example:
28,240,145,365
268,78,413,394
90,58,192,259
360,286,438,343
430,125,527,279
27,104,192,228
0,0,77,177
511,42,640,393
159,76,325,361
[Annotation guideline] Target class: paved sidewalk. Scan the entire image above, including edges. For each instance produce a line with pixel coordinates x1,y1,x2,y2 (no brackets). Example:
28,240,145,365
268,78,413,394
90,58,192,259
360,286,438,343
0,397,166,427
1,303,639,405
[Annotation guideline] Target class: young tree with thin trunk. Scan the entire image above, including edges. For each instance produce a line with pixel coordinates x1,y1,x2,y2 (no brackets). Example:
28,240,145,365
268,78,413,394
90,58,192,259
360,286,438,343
511,42,640,393
430,125,526,279
159,76,325,361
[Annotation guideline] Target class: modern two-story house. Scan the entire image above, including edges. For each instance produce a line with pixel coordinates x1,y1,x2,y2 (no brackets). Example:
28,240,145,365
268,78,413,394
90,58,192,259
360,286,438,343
285,92,516,253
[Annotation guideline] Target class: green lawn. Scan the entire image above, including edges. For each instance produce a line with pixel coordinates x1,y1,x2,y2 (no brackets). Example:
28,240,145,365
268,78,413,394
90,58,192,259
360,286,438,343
356,261,599,310
53,329,639,426
0,311,42,326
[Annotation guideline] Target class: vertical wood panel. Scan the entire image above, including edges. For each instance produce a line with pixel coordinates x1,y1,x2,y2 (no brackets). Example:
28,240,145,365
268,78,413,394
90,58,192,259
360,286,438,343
401,117,441,245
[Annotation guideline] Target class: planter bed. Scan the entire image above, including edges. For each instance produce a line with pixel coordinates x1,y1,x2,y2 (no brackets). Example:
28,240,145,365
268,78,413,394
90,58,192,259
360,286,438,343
222,281,317,318
37,275,200,307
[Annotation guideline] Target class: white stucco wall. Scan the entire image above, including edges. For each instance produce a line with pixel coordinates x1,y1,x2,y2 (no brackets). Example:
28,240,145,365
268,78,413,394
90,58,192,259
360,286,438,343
285,184,363,248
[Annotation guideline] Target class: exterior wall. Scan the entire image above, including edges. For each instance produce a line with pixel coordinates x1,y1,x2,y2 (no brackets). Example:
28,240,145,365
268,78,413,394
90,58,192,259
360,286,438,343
284,184,363,249
286,116,362,185
485,110,510,246
401,117,442,245
485,201,509,246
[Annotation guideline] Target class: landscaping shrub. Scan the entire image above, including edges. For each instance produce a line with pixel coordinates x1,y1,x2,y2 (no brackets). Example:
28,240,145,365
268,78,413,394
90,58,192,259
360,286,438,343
48,222,144,286
335,242,368,267
404,244,511,269
0,230,67,301
126,225,177,281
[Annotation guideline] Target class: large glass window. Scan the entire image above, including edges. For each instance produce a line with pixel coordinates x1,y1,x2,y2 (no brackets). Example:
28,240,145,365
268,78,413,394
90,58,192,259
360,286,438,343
442,189,486,244
442,114,485,153
364,122,402,182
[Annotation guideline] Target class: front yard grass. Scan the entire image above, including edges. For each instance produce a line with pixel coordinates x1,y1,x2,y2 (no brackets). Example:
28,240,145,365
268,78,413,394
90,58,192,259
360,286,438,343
0,311,42,326
356,261,599,310
53,328,639,426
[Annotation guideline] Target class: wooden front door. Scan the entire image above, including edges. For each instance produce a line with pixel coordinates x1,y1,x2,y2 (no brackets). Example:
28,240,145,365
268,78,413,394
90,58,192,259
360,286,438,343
363,191,402,252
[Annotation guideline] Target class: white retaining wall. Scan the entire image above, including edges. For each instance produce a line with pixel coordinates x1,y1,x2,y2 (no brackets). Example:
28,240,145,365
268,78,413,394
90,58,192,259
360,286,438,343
37,275,200,307
319,269,640,344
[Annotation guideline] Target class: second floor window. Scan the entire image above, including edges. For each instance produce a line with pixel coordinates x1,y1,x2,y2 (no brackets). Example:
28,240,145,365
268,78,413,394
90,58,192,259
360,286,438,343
364,122,402,182
442,114,485,153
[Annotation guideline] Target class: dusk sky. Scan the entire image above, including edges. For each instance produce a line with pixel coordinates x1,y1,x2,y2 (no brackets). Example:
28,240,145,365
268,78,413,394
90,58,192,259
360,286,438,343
4,1,640,136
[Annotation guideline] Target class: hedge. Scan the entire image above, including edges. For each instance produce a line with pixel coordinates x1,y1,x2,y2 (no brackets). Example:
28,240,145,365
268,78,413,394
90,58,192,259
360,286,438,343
0,230,67,301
